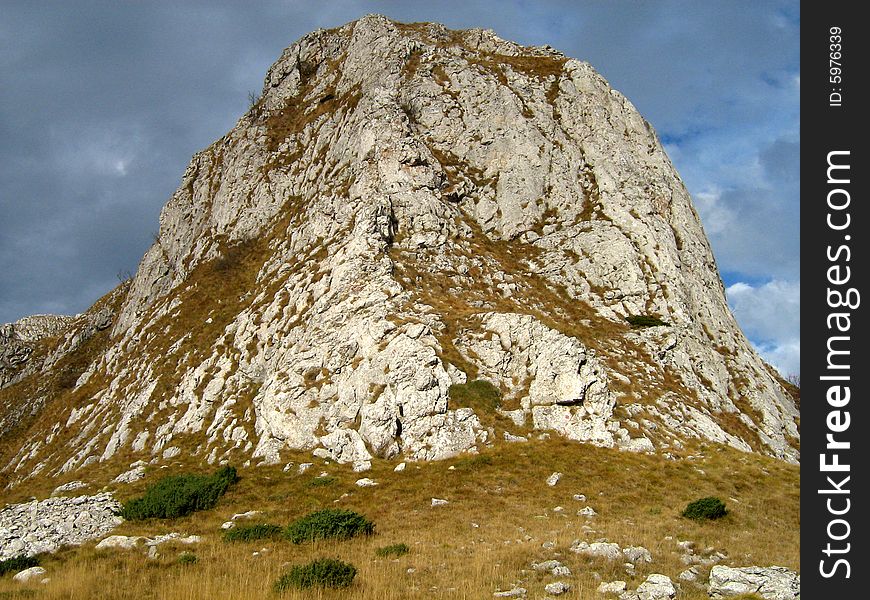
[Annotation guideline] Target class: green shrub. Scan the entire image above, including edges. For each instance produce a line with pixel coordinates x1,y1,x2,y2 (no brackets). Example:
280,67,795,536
307,476,336,487
177,552,198,565
375,543,409,558
448,379,502,412
0,554,40,576
274,558,357,591
682,496,728,520
120,466,238,520
223,523,284,542
285,509,374,544
626,315,669,328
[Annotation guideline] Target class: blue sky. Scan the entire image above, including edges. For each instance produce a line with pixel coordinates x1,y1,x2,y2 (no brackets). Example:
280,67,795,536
0,1,799,375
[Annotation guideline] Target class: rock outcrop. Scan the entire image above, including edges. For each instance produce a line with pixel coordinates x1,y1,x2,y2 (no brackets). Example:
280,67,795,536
708,565,800,600
0,15,798,485
0,493,122,559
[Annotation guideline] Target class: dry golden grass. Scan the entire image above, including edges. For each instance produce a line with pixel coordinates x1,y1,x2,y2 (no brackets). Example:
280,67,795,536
0,438,798,599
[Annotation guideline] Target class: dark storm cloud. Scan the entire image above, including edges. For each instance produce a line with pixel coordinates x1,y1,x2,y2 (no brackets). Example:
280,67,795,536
1,0,799,375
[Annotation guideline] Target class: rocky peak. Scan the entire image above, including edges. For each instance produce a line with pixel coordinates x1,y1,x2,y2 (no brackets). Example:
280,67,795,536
0,16,798,486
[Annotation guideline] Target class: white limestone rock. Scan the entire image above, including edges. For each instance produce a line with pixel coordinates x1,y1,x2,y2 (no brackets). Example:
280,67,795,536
13,566,47,583
708,565,800,600
598,581,627,595
1,14,799,481
623,545,652,564
571,540,621,560
546,472,563,486
545,581,571,595
0,493,122,560
51,481,88,496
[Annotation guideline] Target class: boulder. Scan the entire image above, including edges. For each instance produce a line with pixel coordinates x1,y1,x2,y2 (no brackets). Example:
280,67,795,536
13,566,46,583
708,565,800,600
571,540,621,560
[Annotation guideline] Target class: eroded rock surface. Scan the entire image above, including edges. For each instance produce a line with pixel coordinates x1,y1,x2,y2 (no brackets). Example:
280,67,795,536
708,565,800,600
1,15,798,485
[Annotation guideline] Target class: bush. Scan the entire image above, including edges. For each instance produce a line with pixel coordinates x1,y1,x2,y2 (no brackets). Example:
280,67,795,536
120,466,239,520
274,558,357,591
682,496,728,520
0,554,40,576
223,523,284,542
375,543,409,558
448,379,502,412
285,509,374,544
307,476,336,487
626,315,669,328
177,552,198,565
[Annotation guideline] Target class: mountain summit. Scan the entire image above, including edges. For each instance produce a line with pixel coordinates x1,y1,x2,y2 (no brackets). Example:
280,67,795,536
0,15,798,485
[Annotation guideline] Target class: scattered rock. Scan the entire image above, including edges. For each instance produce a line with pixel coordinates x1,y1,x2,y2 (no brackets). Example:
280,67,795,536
394,462,406,472
597,581,627,594
97,532,201,551
545,581,571,595
637,574,676,599
577,506,597,517
623,545,652,563
678,567,699,582
546,472,563,487
570,540,621,560
355,478,378,487
220,521,235,530
503,432,528,443
51,481,88,496
0,493,122,560
431,498,449,507
708,565,800,599
352,460,372,472
228,511,258,521
112,461,147,484
573,494,587,502
13,566,46,583
297,463,312,474
96,535,141,550
532,559,570,576
493,587,527,597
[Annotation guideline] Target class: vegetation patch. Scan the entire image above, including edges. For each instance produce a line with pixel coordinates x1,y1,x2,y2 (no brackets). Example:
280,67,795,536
274,558,357,591
448,379,502,413
222,523,284,543
375,543,410,558
682,496,728,521
454,454,493,471
0,555,40,576
307,476,336,488
285,508,374,544
626,314,669,328
177,552,198,565
120,466,238,520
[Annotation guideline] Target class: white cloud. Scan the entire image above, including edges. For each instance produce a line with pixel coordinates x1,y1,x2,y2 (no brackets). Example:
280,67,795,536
726,279,800,377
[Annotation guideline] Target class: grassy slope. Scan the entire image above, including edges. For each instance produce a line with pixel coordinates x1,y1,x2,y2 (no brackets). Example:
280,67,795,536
0,438,798,599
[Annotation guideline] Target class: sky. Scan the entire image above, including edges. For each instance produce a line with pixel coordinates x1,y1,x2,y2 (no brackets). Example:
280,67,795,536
0,1,800,376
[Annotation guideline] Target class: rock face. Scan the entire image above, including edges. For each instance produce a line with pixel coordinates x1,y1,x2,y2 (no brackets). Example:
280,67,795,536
0,15,798,483
708,565,800,600
0,493,122,559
